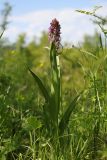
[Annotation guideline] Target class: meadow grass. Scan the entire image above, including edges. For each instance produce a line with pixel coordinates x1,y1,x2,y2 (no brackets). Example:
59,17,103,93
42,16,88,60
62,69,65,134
0,8,107,160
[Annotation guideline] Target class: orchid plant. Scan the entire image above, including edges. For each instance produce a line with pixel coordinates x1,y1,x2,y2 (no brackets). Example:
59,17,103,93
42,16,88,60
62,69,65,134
29,19,82,140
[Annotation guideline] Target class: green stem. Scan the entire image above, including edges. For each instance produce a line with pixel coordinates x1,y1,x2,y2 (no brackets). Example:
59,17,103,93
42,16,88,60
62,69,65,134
49,42,61,137
105,35,107,54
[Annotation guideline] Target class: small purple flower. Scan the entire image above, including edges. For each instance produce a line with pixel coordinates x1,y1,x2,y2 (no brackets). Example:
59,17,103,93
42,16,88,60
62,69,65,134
48,18,61,51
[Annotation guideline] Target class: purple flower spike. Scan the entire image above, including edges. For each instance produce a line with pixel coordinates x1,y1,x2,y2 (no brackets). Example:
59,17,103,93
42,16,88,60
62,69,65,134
48,18,61,51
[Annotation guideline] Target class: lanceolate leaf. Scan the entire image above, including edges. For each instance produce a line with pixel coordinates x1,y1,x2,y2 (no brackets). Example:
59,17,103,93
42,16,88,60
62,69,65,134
29,68,50,102
59,92,82,135
29,68,58,131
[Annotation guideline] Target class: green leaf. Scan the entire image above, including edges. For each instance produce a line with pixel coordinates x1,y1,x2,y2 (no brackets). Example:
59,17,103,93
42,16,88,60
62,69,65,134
99,34,104,52
29,68,50,102
59,92,82,135
0,138,17,156
29,69,57,130
103,29,107,35
22,116,42,131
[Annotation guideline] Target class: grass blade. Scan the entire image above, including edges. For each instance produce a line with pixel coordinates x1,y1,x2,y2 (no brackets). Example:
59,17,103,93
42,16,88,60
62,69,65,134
99,34,104,53
0,30,4,39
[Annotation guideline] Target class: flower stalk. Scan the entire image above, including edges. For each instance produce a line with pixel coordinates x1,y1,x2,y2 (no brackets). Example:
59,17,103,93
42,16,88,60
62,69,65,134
48,18,62,137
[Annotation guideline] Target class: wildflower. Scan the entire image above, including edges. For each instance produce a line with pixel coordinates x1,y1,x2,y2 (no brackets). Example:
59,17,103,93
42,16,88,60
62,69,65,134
48,18,61,51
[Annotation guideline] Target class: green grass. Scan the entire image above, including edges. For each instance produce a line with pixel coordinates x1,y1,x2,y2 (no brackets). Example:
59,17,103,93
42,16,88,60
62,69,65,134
0,7,107,160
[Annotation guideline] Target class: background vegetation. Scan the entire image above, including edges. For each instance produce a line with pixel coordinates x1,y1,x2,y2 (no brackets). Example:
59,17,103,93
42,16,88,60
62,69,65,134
0,2,107,160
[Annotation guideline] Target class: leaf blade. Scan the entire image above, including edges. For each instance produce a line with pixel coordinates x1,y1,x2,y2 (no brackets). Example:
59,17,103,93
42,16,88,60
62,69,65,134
29,68,50,102
59,92,82,135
